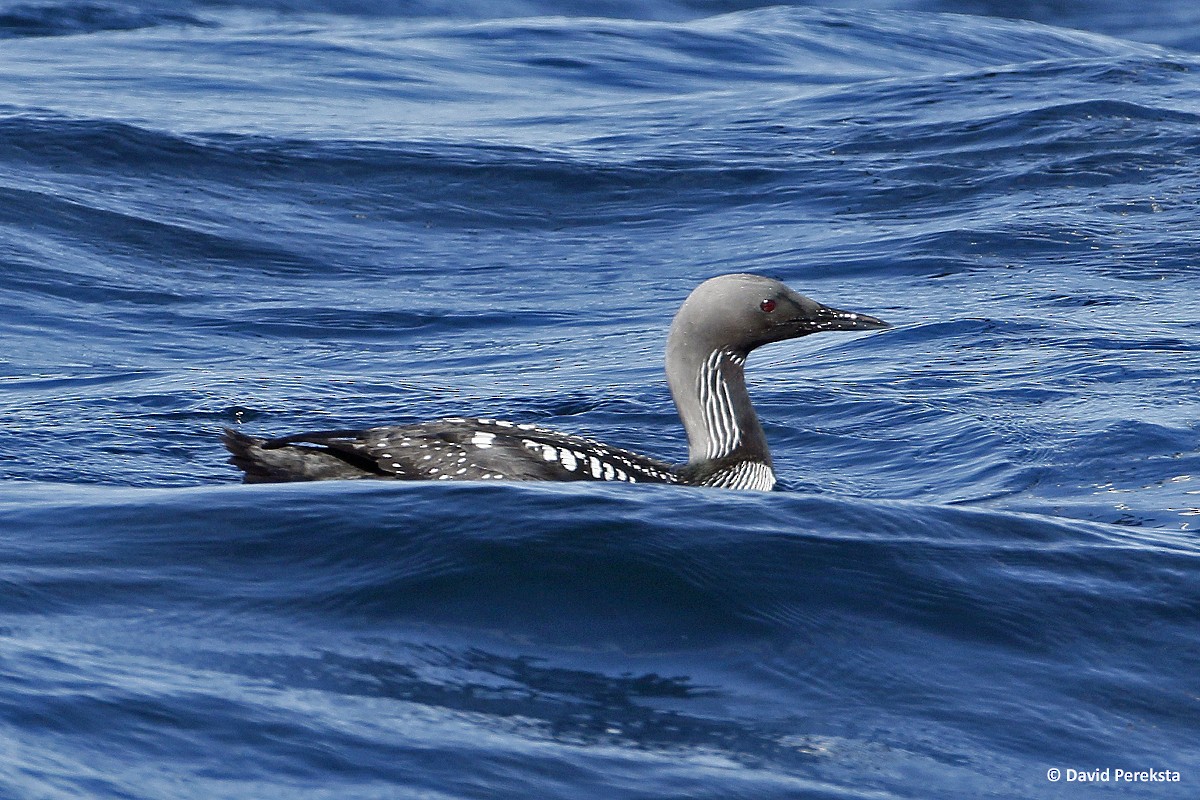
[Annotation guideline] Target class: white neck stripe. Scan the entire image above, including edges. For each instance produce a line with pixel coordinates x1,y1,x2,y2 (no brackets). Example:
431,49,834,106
697,349,742,460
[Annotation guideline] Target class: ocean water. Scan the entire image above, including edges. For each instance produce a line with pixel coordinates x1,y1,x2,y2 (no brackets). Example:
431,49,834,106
1,0,1199,797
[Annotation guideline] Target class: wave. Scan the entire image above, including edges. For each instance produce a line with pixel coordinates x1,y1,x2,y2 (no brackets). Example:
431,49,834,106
0,1,210,38
3,480,1194,627
1,480,1195,778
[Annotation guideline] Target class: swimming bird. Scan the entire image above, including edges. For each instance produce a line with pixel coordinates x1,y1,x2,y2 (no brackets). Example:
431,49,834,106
222,274,888,491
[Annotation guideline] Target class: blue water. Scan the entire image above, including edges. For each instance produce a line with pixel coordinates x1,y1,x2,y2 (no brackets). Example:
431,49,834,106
2,1,1199,797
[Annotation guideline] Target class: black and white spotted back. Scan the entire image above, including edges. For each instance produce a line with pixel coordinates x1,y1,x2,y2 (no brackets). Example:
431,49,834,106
252,417,680,485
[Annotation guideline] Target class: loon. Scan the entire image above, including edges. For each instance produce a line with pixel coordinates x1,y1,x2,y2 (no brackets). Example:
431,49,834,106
222,274,888,491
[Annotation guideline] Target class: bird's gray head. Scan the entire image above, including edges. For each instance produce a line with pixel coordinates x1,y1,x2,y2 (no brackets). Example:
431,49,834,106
668,273,889,357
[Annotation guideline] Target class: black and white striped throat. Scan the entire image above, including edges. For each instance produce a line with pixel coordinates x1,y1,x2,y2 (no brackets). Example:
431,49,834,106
695,347,748,461
699,459,775,491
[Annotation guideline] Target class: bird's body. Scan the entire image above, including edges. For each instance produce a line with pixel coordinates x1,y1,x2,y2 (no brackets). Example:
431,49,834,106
223,418,679,485
223,274,888,491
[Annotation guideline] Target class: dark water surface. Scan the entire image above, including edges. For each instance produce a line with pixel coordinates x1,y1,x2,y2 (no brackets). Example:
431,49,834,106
1,1,1198,797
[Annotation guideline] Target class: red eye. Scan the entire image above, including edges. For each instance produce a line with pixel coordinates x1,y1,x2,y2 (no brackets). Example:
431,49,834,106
760,299,777,313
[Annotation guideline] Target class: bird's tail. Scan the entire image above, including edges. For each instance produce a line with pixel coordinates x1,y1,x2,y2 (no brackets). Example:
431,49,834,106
221,427,377,483
221,428,281,483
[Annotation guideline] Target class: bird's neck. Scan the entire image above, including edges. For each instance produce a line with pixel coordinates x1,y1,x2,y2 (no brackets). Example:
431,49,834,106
666,343,772,467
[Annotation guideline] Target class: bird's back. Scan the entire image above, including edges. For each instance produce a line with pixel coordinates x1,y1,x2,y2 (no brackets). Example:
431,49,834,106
223,417,679,485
